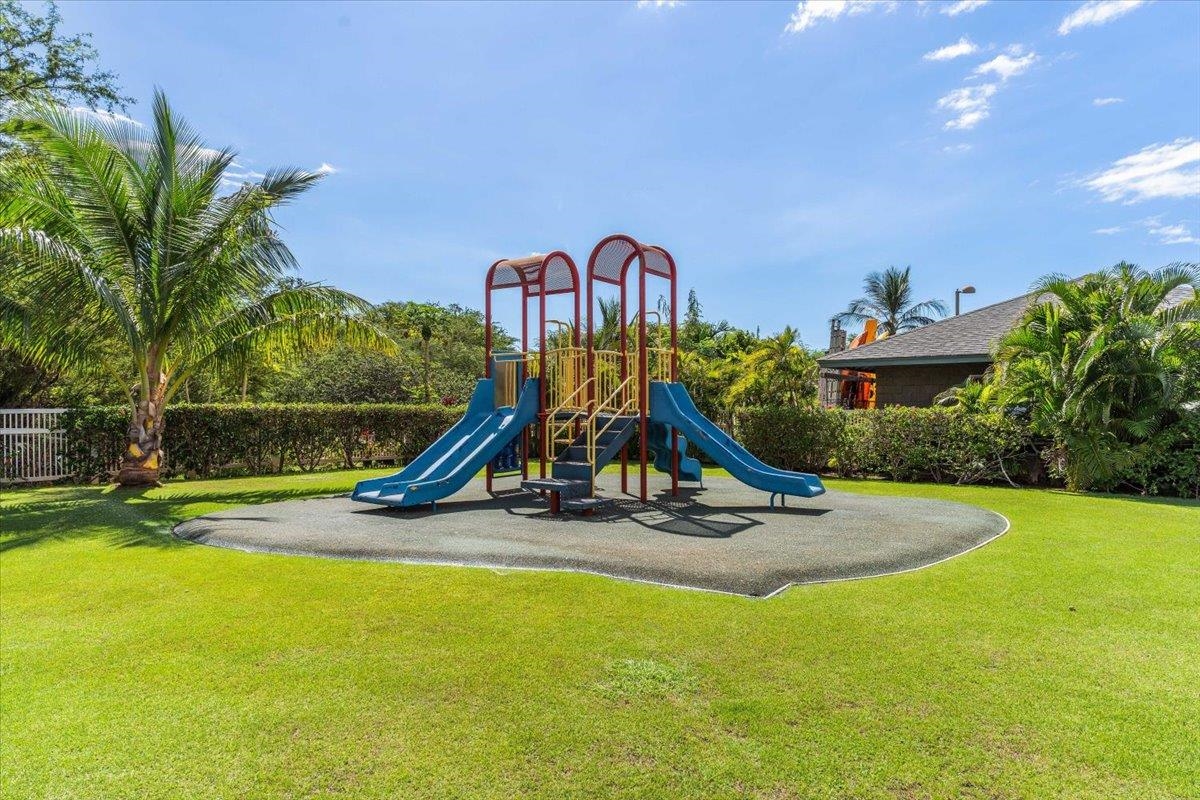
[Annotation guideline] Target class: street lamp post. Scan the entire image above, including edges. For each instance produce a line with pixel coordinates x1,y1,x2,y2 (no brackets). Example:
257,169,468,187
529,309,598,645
955,284,976,316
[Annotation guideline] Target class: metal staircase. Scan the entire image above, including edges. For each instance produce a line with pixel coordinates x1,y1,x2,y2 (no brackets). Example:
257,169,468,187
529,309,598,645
521,374,638,513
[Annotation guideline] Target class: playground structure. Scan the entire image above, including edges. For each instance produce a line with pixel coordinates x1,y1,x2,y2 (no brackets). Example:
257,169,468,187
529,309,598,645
352,235,826,512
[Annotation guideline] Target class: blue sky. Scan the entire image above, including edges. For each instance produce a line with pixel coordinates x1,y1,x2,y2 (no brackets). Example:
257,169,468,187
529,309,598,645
64,0,1200,345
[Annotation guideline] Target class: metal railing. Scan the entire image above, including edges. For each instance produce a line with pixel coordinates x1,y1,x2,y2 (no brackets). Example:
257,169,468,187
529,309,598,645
2,408,70,483
592,349,629,407
585,377,636,470
542,346,587,412
544,377,594,462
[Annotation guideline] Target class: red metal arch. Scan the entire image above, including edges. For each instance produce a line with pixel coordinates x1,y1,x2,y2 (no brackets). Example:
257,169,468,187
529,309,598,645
484,251,581,377
584,234,678,384
585,234,679,501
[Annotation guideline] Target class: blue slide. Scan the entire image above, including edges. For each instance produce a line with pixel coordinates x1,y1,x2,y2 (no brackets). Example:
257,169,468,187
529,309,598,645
352,377,539,508
648,381,825,504
646,421,703,482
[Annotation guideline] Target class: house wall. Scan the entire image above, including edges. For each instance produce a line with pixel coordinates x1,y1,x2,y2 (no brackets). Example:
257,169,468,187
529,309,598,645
872,362,987,407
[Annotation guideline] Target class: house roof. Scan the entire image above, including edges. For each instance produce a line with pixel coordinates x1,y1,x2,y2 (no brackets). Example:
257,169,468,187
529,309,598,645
819,283,1196,369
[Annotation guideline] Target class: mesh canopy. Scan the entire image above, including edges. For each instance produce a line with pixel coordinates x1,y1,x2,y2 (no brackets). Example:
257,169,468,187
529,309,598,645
644,246,674,280
487,252,578,296
589,235,674,285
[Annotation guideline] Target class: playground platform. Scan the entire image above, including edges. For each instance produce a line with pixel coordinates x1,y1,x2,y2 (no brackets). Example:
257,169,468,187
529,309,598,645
174,477,1008,597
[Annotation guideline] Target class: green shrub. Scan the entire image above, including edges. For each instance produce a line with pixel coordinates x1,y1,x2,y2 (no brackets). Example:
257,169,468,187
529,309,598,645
736,405,1034,486
735,406,844,473
60,406,127,483
1093,413,1200,498
839,407,1034,485
62,403,463,481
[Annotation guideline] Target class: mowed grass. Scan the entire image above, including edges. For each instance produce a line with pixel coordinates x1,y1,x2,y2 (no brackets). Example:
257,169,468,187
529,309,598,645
1,470,1197,799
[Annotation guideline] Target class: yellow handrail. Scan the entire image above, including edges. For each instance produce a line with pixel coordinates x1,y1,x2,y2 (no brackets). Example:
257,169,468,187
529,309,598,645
543,377,594,461
542,345,587,411
586,377,636,471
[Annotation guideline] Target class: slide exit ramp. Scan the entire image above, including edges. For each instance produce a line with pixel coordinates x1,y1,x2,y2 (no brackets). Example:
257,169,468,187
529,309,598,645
648,381,825,506
352,377,539,508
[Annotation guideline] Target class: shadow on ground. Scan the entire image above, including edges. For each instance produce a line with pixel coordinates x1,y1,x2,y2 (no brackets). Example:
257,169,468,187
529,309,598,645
0,484,354,554
354,485,831,540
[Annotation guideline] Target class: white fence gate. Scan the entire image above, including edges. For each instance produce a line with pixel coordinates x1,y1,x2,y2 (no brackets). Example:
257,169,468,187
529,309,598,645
2,408,71,484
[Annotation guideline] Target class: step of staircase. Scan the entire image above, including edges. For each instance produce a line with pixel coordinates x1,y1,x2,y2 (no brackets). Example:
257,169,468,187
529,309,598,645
551,460,594,482
520,477,591,500
561,496,613,513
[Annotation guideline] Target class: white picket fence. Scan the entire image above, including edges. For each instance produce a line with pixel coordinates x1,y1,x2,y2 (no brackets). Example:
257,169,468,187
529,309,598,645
1,408,71,484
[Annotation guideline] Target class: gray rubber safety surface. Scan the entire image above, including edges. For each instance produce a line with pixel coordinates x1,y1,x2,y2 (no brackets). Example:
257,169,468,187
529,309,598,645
173,476,1008,597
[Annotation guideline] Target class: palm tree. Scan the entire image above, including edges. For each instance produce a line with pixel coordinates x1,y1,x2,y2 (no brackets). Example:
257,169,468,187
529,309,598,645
934,370,1000,413
835,266,947,336
0,92,389,485
994,263,1198,490
724,326,818,408
592,296,624,351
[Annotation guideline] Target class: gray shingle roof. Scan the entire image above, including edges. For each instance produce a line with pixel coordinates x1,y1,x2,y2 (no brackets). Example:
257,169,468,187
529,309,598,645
818,292,1036,368
819,282,1196,369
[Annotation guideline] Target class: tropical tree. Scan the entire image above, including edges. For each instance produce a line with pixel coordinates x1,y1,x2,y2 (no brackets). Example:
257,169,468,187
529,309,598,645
0,0,131,112
835,265,947,336
723,326,818,408
0,92,389,485
1,0,133,404
591,296,624,351
934,371,1000,413
993,263,1199,490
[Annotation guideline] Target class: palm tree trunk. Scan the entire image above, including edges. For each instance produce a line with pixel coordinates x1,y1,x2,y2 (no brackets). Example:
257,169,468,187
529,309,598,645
117,368,166,487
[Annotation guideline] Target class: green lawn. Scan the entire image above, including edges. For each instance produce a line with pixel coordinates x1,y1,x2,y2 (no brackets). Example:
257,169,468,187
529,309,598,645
1,471,1197,799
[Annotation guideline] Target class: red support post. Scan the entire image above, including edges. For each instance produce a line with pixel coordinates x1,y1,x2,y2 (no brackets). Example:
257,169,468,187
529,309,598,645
670,257,679,496
620,279,628,495
638,252,649,503
484,268,494,492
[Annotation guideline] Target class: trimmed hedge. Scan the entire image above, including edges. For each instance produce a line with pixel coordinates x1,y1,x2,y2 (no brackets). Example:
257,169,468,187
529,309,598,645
62,403,464,481
732,405,843,475
737,405,1035,486
60,402,1195,497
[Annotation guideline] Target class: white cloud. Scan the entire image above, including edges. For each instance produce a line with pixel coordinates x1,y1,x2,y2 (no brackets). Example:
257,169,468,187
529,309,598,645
941,0,989,16
222,162,266,184
974,45,1037,81
1145,219,1200,245
70,106,144,128
1058,0,1145,35
1093,225,1124,234
1092,96,1124,106
935,44,1034,130
1083,138,1200,203
923,36,979,61
943,143,973,154
316,162,339,175
936,83,997,130
635,0,683,8
783,0,894,34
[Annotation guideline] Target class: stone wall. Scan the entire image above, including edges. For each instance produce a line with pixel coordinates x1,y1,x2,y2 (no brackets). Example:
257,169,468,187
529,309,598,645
873,362,986,407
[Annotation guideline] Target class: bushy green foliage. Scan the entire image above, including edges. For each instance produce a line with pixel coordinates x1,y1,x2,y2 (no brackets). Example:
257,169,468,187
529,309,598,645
736,405,845,473
994,263,1199,490
61,403,463,481
1091,412,1200,498
737,405,1034,486
841,407,1034,485
267,301,508,405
